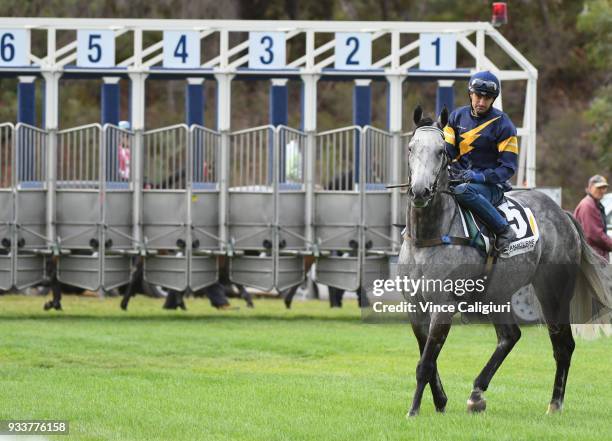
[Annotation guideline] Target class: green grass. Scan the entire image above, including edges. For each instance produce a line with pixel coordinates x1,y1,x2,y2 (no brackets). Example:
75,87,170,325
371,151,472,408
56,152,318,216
0,295,610,441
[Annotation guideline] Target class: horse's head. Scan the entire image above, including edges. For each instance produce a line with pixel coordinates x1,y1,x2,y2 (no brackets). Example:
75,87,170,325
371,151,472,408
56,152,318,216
407,106,449,208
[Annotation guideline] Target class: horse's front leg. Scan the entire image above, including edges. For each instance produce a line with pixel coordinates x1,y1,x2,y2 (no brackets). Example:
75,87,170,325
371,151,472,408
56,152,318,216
468,314,521,413
411,322,448,412
408,312,452,417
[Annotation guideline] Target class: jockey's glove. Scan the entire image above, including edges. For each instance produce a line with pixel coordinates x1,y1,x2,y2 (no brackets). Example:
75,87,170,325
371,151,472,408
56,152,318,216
455,170,486,184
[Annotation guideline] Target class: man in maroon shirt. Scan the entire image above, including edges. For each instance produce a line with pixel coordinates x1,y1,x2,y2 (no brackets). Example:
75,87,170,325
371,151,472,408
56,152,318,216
574,175,612,262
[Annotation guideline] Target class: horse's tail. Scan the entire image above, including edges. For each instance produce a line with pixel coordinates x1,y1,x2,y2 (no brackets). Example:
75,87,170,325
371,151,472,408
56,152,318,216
566,211,612,339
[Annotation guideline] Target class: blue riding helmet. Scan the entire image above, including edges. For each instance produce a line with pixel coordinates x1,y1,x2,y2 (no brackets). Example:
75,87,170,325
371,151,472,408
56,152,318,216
468,71,500,98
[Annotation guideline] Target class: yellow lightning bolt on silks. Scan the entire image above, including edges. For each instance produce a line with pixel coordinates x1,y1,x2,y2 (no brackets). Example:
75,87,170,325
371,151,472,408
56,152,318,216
458,116,501,157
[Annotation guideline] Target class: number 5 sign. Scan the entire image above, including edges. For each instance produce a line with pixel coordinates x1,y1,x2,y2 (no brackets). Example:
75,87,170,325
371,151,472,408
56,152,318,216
163,31,200,68
77,30,115,67
335,33,371,69
249,32,285,69
419,33,456,71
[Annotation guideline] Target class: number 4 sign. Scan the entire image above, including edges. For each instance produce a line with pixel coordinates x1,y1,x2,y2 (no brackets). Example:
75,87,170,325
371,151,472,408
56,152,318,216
163,31,200,68
419,33,456,71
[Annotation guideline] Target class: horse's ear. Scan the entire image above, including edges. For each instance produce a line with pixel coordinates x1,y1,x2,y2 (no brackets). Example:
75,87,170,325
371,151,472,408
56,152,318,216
438,106,449,128
413,105,423,125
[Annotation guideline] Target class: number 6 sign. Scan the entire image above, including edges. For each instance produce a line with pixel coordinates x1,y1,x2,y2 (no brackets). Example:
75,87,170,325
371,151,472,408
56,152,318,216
334,33,371,69
0,29,30,66
248,32,286,69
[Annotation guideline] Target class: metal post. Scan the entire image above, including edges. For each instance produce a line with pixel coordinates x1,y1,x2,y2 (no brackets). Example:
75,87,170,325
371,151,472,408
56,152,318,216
129,72,147,249
526,77,537,187
215,72,233,249
387,75,403,252
301,73,318,250
42,71,59,250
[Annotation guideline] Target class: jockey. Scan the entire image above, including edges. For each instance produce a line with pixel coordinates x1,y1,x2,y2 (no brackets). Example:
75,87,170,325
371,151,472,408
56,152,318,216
443,71,519,254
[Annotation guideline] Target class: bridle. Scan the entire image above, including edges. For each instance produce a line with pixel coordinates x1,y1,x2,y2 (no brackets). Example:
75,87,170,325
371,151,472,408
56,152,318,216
406,125,451,199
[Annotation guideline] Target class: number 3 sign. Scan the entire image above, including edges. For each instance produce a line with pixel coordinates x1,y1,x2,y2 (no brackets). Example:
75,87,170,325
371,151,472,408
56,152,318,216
249,32,286,69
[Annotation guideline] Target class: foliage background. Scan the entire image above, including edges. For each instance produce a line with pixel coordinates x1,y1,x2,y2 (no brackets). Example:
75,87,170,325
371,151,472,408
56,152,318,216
0,0,609,207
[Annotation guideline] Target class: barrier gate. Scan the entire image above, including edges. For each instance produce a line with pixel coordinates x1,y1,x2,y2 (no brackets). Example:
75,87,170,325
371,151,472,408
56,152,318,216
314,126,398,292
228,125,307,291
142,124,220,292
56,124,134,290
0,123,48,290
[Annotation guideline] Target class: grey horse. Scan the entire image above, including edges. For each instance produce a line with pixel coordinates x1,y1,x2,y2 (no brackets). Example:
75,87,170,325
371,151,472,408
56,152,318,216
399,106,611,417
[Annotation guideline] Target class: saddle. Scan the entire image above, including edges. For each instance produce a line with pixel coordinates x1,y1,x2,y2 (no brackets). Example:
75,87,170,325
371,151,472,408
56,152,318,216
399,196,539,259
458,195,540,258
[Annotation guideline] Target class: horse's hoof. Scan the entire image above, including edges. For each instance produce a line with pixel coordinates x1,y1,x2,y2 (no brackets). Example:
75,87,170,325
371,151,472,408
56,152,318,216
546,401,563,414
43,301,52,311
406,409,419,418
53,303,62,311
467,398,486,413
435,406,446,414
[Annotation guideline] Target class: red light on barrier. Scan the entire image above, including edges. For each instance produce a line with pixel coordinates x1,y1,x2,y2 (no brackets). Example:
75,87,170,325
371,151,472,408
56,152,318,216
492,2,508,27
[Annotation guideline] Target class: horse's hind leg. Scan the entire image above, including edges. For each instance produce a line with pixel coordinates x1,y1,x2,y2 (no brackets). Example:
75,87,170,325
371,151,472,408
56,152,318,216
533,267,576,414
546,324,574,413
408,313,452,417
411,322,448,412
468,315,521,413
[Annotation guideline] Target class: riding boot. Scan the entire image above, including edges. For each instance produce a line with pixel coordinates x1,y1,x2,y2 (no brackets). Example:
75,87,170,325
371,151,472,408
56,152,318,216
494,226,517,253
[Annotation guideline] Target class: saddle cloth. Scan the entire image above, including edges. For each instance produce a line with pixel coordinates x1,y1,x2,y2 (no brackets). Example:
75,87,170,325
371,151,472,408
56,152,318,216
459,195,540,258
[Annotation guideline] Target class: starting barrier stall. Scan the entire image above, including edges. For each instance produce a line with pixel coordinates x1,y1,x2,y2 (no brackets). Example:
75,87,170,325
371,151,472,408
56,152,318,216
56,124,134,290
314,126,398,292
0,123,48,290
142,124,220,292
227,125,307,291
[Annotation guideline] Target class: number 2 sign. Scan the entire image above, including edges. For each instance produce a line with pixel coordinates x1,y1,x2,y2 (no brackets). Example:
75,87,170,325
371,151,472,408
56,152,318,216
163,31,200,68
419,33,456,71
334,33,371,69
248,32,286,69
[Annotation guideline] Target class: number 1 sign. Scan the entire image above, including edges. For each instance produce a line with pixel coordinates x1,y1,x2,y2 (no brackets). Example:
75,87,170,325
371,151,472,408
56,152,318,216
419,34,456,71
